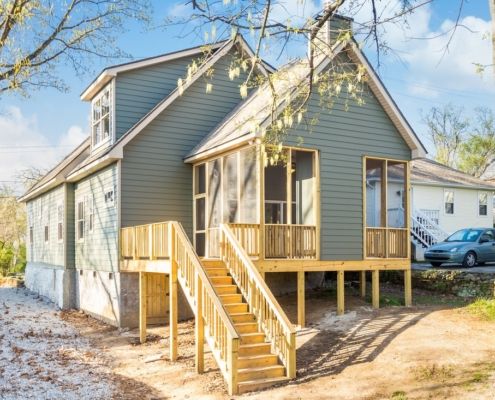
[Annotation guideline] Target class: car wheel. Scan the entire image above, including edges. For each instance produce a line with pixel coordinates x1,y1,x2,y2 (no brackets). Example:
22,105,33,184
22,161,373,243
462,251,477,268
430,262,442,267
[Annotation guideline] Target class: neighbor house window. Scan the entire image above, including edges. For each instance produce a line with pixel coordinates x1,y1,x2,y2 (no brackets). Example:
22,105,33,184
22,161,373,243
29,226,33,244
92,84,112,148
77,200,85,240
57,204,64,242
44,225,49,242
479,192,488,216
104,187,115,208
444,190,454,215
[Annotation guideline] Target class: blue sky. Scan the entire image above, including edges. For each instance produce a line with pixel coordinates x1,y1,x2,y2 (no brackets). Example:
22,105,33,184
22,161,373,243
0,0,493,193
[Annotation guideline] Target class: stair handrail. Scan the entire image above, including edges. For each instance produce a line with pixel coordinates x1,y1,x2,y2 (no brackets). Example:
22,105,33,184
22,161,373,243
410,216,435,247
169,221,240,394
220,223,296,379
412,208,449,242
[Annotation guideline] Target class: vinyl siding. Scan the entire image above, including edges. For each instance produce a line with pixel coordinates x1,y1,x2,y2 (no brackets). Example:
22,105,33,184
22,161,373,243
115,56,196,140
284,64,412,260
74,164,119,272
121,51,250,236
26,185,65,268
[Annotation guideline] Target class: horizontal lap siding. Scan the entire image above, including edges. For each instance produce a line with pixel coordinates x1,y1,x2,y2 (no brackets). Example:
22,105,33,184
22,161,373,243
121,52,248,237
75,165,118,271
115,56,197,140
285,76,411,260
26,185,65,267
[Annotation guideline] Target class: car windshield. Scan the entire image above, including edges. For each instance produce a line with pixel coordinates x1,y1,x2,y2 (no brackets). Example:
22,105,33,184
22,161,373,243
445,229,483,242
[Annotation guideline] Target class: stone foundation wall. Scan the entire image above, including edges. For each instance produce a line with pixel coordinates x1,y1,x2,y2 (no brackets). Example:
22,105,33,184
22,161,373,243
24,262,76,309
383,269,495,298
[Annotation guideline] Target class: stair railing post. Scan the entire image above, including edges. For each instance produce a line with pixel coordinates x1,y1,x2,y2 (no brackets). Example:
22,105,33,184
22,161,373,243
168,222,178,361
288,331,296,379
139,271,147,344
195,274,204,373
227,337,239,395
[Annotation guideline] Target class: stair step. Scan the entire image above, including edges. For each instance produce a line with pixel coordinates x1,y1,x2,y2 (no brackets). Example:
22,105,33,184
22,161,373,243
238,365,286,382
239,343,272,357
219,294,243,304
225,303,248,314
210,276,233,285
240,332,266,344
235,322,259,334
238,354,279,369
204,267,229,276
201,260,224,268
214,285,238,295
230,313,256,323
237,376,289,394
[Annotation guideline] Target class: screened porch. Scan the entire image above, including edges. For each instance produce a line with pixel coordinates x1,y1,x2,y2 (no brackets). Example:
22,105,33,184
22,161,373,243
193,145,319,260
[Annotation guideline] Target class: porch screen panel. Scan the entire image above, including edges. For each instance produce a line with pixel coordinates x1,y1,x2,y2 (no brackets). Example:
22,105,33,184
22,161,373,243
365,159,383,227
264,163,287,224
208,159,221,257
387,161,406,228
239,148,259,223
223,153,239,223
293,150,315,225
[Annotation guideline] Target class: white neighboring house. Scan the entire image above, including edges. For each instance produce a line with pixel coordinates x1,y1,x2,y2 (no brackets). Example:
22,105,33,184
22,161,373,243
409,158,495,260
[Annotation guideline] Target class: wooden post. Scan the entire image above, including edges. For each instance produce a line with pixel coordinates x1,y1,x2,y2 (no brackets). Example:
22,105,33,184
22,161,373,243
404,268,412,307
169,223,178,361
337,270,345,316
227,338,239,395
372,269,380,309
148,224,154,260
360,271,366,298
286,150,292,258
195,276,204,373
288,332,297,379
381,161,388,258
139,271,147,344
297,271,305,327
259,144,265,260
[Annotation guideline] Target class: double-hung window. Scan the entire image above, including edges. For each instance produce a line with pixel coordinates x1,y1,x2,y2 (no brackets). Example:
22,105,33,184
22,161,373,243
92,84,112,149
77,200,85,241
57,203,64,242
444,190,454,215
478,192,488,216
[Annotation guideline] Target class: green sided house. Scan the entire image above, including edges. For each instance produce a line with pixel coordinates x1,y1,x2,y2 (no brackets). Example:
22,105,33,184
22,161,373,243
20,15,426,395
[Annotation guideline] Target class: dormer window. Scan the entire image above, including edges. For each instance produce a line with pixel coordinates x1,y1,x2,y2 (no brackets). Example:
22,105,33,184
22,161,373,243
92,83,113,149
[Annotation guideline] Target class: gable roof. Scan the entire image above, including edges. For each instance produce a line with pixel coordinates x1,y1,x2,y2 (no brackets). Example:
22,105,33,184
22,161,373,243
411,158,495,190
20,35,270,200
184,40,427,163
18,138,90,202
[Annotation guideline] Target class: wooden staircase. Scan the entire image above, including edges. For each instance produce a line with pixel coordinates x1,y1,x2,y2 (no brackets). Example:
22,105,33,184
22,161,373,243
203,260,289,393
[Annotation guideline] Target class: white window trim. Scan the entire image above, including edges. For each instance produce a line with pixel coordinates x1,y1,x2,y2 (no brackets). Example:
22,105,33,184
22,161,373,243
57,202,64,243
444,189,455,216
88,195,95,232
76,199,85,242
91,80,115,151
478,191,489,217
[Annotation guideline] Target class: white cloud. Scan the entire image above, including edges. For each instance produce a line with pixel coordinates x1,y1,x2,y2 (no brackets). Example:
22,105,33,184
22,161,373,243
349,2,494,98
0,106,88,195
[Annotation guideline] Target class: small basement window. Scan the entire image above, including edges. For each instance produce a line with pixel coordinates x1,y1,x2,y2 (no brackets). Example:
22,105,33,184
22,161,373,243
444,190,454,215
57,204,64,242
479,192,488,216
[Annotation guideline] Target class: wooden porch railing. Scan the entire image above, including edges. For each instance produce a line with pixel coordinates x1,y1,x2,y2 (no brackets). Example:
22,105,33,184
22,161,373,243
365,227,409,258
229,223,317,259
121,221,241,394
220,224,296,379
121,222,169,259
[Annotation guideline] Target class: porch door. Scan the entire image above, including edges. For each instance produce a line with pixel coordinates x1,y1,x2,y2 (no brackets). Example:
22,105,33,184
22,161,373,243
194,164,206,256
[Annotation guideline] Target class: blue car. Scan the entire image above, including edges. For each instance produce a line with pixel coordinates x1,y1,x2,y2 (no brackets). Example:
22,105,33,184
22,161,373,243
424,228,495,268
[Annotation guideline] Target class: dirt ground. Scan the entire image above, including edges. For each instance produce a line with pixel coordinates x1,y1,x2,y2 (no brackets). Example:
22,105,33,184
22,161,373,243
1,285,495,400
